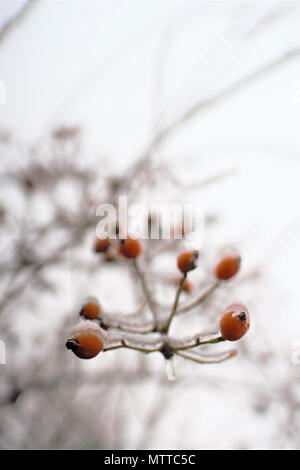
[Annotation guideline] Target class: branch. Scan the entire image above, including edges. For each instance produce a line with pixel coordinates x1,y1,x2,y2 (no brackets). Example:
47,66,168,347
176,349,236,364
104,334,163,354
171,335,225,352
168,331,225,351
177,279,220,315
99,310,154,334
139,48,300,160
162,273,186,334
0,0,38,46
132,259,158,322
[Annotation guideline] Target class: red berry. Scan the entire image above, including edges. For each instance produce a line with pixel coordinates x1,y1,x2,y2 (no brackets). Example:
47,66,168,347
214,254,241,280
66,322,105,359
220,303,250,341
66,333,103,359
177,250,198,274
118,237,143,259
93,237,110,253
79,297,101,320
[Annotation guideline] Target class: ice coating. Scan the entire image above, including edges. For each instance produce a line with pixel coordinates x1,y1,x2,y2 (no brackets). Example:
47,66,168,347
68,320,109,344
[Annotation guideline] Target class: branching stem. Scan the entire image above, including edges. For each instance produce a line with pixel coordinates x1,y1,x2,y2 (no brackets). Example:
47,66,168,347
177,279,220,314
162,273,187,334
133,259,158,323
176,349,236,364
173,335,225,351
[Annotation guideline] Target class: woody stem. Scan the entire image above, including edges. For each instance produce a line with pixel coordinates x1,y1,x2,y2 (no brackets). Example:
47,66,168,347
162,273,187,334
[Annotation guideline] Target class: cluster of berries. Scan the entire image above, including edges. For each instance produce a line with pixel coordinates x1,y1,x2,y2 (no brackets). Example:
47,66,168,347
66,236,250,363
93,234,142,262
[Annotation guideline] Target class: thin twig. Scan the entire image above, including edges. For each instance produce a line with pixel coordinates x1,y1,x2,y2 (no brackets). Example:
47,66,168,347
121,339,162,354
173,335,225,352
100,314,154,334
162,273,186,333
0,0,38,46
104,338,162,354
136,48,300,164
133,259,158,322
176,349,236,364
177,279,220,314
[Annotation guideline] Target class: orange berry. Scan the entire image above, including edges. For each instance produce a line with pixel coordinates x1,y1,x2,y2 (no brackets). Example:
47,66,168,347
66,321,106,359
67,333,103,359
79,297,101,320
118,237,142,259
220,303,250,341
93,236,110,253
214,254,241,280
177,250,198,274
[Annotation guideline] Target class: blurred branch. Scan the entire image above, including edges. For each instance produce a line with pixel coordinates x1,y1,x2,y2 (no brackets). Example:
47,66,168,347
0,0,38,46
133,259,158,322
162,273,186,334
176,349,236,364
177,279,220,315
140,48,300,160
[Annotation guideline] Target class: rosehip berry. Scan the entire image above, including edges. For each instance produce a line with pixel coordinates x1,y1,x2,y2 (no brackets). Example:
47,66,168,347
214,254,241,280
93,236,110,253
118,237,143,259
220,303,250,341
177,250,199,274
79,297,101,320
66,321,106,359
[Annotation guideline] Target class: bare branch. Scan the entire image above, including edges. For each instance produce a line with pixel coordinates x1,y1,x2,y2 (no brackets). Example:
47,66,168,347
132,259,158,322
139,48,300,160
162,273,186,334
176,349,237,364
0,0,38,46
177,279,220,315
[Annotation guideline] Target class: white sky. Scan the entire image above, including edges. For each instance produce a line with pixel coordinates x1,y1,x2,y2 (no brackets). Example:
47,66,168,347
0,0,300,159
1,0,299,255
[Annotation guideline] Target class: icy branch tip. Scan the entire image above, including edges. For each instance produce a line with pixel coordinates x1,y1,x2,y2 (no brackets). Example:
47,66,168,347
165,357,176,382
